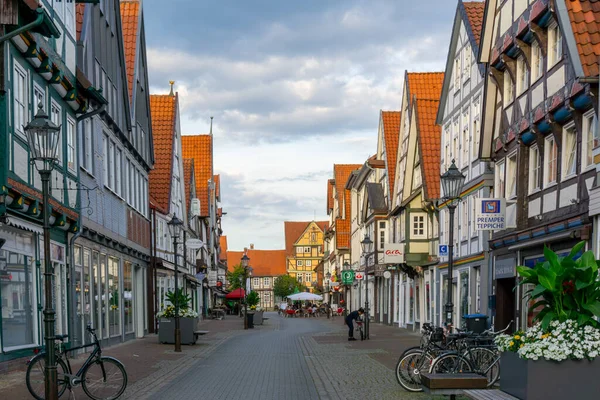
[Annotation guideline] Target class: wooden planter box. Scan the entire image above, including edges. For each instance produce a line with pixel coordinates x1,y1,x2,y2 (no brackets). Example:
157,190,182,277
158,317,198,345
500,351,600,399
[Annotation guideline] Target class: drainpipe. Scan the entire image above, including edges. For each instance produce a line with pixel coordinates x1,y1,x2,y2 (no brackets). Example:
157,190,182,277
76,104,106,122
0,9,48,44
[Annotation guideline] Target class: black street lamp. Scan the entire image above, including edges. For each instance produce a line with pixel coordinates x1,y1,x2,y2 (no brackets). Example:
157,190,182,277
360,233,373,340
343,261,350,317
241,254,251,329
325,272,331,318
440,160,466,329
167,214,184,352
25,103,61,400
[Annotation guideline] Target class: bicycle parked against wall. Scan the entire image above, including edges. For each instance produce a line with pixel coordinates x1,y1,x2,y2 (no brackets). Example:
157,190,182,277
26,323,128,400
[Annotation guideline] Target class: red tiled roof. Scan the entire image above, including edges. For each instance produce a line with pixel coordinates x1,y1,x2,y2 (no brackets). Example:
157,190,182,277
381,111,401,200
181,135,212,217
76,4,85,41
219,235,227,261
327,179,335,213
415,99,442,200
463,1,485,45
183,158,194,214
284,221,329,256
406,72,445,101
565,0,600,77
334,165,361,249
120,0,140,101
226,250,287,277
149,94,178,212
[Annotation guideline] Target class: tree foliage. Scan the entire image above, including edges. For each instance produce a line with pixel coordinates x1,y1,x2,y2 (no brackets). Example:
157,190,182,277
273,274,306,298
246,291,260,308
226,263,245,290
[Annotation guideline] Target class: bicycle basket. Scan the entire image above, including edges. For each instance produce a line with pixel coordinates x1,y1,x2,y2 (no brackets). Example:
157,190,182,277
430,327,444,342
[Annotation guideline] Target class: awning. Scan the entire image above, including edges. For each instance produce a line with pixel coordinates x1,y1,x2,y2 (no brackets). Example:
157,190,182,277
225,288,245,299
7,217,43,234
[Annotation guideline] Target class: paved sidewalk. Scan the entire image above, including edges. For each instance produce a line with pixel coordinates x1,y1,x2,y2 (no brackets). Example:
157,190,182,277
0,315,250,399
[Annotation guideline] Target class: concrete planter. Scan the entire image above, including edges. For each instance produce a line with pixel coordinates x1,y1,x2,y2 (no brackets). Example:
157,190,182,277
158,317,198,345
253,311,264,325
500,351,600,399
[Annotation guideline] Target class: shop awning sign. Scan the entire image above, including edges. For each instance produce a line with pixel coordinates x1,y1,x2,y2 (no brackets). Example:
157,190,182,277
383,243,405,264
476,198,506,231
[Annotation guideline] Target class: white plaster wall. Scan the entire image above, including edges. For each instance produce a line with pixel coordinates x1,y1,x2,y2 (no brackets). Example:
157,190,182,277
531,83,544,108
559,183,578,208
528,197,541,218
543,191,557,213
547,66,565,97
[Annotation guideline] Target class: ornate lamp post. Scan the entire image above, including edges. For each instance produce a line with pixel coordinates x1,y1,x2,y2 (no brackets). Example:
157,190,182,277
25,103,61,400
241,254,250,329
361,233,373,340
342,261,350,317
440,160,466,329
325,272,331,318
167,214,184,352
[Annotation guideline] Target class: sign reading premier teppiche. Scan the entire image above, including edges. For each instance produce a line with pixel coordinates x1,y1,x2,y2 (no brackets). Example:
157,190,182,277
475,198,506,231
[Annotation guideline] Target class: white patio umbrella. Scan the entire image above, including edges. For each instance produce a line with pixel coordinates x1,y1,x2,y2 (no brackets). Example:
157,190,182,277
286,292,323,301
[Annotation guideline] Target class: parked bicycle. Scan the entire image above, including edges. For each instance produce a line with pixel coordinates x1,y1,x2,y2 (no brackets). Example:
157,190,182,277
26,323,128,400
355,318,365,341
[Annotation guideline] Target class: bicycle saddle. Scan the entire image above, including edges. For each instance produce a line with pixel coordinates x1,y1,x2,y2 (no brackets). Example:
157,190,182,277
55,334,68,341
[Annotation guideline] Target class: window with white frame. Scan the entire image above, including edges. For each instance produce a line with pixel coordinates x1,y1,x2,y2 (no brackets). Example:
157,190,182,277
582,111,597,169
263,277,270,287
129,162,135,206
253,278,260,288
516,56,529,95
125,159,131,203
531,41,543,82
412,214,426,238
108,140,115,188
506,152,517,199
379,221,386,250
297,274,303,283
561,125,577,180
33,83,45,113
296,260,303,267
529,145,541,193
13,62,27,137
544,135,558,186
461,200,468,240
115,149,122,196
103,134,109,186
495,160,506,198
64,1,75,35
82,119,93,173
413,164,422,190
503,69,513,106
304,247,311,253
462,123,469,167
306,260,312,267
454,57,461,88
548,23,562,69
472,118,480,161
50,102,62,165
471,193,478,236
66,116,76,172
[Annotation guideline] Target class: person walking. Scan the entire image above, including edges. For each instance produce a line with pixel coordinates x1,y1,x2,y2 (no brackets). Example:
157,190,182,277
345,308,364,341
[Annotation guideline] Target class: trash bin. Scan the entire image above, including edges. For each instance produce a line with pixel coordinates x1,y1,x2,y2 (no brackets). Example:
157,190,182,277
246,312,254,329
463,313,488,333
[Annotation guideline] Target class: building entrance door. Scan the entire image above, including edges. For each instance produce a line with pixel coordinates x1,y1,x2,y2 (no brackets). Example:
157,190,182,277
495,277,516,334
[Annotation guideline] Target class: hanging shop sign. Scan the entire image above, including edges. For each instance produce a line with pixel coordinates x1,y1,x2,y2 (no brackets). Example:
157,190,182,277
186,239,204,250
208,269,218,286
476,198,506,231
341,270,355,285
383,243,405,264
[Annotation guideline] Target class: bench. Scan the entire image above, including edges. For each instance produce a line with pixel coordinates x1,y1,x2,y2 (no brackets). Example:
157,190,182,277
421,373,488,400
192,330,209,343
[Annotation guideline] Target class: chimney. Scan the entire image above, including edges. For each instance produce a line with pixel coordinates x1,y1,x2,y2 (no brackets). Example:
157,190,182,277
250,243,254,250
244,247,248,253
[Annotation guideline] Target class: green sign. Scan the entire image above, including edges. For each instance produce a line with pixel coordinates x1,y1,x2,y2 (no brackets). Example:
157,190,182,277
341,270,355,285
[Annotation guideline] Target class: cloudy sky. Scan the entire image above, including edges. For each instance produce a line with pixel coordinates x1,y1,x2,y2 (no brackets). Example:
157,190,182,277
143,0,456,251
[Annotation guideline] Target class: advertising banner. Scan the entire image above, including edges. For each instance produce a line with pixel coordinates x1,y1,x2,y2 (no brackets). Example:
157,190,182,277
476,198,506,231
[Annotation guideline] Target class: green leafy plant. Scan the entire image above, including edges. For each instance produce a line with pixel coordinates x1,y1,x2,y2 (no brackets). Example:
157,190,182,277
165,289,192,311
517,241,600,330
273,274,306,298
226,264,245,290
246,291,260,309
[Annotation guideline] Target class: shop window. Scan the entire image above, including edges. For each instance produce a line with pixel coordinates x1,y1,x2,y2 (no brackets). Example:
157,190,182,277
124,262,133,334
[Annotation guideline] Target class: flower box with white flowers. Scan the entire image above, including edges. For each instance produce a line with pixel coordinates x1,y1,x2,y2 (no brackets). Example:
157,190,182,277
495,242,600,400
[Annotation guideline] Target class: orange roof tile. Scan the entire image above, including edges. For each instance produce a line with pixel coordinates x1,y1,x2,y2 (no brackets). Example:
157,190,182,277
226,250,287,277
381,111,401,200
326,179,335,213
284,221,329,256
76,4,85,41
219,235,228,261
183,158,194,214
406,72,445,101
565,0,600,77
181,135,213,217
120,0,140,102
463,1,485,45
415,99,442,200
334,164,361,248
149,94,178,212
214,174,221,199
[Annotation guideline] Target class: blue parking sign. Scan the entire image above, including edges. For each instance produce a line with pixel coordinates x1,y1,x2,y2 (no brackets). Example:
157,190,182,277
439,245,448,257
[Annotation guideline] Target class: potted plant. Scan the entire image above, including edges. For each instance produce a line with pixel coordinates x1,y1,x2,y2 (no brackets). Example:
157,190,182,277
495,242,600,399
246,291,262,325
157,289,199,345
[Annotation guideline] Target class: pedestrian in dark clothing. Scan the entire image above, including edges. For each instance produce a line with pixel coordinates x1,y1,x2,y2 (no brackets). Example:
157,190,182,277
345,308,364,341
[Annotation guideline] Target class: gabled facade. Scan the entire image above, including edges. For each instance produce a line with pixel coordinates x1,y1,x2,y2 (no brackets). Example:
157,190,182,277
284,220,328,292
0,1,106,362
436,0,491,328
391,72,444,330
478,0,598,332
227,249,287,310
149,89,189,332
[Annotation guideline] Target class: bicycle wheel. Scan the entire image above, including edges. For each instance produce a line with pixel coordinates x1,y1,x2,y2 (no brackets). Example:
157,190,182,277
467,347,500,386
395,350,433,392
82,357,128,400
430,352,473,374
26,353,69,400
